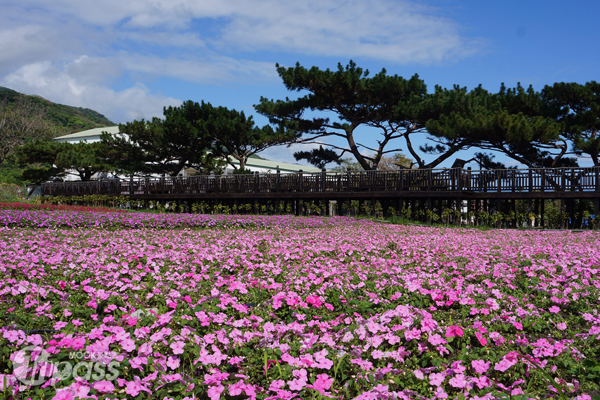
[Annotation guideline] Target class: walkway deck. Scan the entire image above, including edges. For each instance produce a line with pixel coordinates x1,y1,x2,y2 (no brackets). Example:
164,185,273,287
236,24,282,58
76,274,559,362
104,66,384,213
41,166,600,202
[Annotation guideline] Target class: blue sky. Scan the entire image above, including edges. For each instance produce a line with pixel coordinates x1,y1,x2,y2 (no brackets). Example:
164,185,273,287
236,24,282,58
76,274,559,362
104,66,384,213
1,0,598,168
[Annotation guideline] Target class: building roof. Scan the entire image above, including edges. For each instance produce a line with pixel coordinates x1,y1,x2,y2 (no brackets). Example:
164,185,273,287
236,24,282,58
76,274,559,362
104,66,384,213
53,126,320,173
54,126,120,142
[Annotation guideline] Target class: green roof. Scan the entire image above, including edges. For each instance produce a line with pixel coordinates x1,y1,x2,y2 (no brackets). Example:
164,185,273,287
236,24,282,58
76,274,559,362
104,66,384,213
54,126,120,141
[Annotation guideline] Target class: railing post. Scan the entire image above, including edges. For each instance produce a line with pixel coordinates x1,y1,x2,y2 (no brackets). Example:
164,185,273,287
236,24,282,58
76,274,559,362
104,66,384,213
347,168,351,191
594,166,600,215
482,169,486,193
298,170,303,192
129,175,134,195
398,169,404,191
467,167,471,190
511,170,516,193
321,168,326,192
457,167,463,192
497,171,502,194
254,171,260,193
144,177,149,195
427,169,432,191
561,168,566,192
528,169,533,192
540,169,546,193
276,166,281,192
370,170,375,191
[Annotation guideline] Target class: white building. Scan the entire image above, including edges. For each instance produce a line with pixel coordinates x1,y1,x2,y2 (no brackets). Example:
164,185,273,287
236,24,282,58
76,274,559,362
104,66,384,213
53,126,319,179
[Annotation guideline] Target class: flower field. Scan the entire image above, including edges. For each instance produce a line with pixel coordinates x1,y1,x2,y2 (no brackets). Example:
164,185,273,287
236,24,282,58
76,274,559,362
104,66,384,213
1,212,599,400
0,203,128,214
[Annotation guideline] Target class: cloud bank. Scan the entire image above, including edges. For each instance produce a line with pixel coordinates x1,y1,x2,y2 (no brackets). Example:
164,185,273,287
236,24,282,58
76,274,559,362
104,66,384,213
0,0,481,122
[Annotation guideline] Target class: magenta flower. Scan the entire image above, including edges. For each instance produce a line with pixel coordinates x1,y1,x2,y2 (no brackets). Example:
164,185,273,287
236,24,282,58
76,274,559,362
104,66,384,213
51,389,75,400
170,341,185,355
268,380,285,392
167,356,180,370
429,372,445,386
312,373,334,393
445,325,463,338
449,374,468,388
474,331,487,346
428,333,447,346
93,380,115,393
207,384,224,400
472,359,490,374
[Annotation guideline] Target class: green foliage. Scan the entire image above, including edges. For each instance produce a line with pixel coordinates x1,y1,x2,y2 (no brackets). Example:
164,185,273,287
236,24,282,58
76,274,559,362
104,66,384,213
15,141,110,183
426,83,565,168
0,86,113,134
206,102,295,171
294,145,341,169
543,81,600,166
256,60,432,170
103,101,225,177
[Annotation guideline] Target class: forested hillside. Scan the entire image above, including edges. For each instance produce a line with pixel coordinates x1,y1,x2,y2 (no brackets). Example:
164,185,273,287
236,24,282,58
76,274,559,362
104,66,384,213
0,86,113,135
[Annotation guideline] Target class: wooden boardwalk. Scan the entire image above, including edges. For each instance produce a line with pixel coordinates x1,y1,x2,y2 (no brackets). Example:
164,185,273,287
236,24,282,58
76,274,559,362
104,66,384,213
42,166,600,202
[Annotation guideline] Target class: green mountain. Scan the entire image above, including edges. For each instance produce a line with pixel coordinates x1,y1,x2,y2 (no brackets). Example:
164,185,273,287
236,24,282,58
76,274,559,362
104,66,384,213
0,86,114,136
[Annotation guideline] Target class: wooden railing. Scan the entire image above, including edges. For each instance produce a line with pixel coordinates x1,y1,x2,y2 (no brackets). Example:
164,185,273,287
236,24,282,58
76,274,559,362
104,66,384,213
41,166,600,198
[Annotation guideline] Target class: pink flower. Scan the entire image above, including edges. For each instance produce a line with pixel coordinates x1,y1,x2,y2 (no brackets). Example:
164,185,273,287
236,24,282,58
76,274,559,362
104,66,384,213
445,326,463,338
170,341,185,354
51,389,75,400
93,380,115,393
269,380,285,392
557,322,567,330
167,356,180,370
229,380,246,396
121,338,136,352
474,331,487,346
413,369,424,379
428,334,447,346
429,373,444,386
54,321,68,330
3,331,20,343
494,352,519,372
306,295,323,308
124,376,151,397
449,374,467,388
472,376,492,389
472,359,490,374
512,321,523,331
549,306,560,313
312,373,333,393
288,378,307,391
71,337,86,350
207,385,224,400
404,328,421,341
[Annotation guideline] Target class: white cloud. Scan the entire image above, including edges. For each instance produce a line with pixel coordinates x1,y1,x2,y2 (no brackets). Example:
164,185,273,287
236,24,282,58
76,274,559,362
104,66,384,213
122,31,206,48
260,142,323,167
120,54,277,85
217,0,480,63
4,0,480,65
0,25,67,74
2,60,180,122
0,0,482,125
